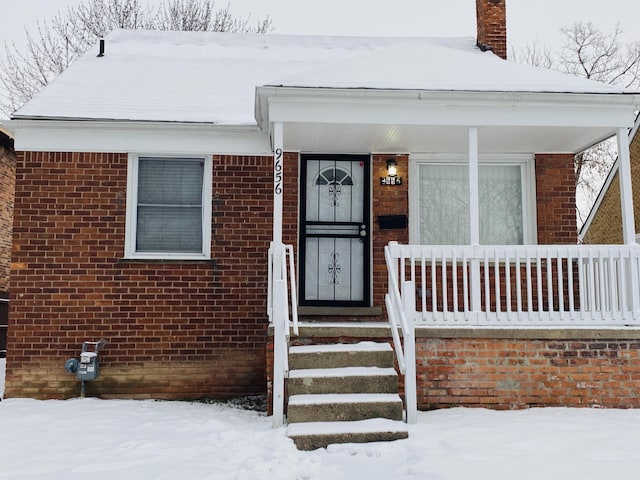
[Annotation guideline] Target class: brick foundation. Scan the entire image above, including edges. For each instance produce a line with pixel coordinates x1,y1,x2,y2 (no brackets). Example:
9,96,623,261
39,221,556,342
418,332,640,409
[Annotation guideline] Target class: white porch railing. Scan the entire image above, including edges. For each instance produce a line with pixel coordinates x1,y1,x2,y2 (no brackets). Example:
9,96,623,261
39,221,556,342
386,242,640,326
268,243,298,427
384,245,417,424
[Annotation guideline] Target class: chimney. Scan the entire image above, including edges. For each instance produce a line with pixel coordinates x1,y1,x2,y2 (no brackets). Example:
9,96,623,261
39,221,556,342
476,0,507,60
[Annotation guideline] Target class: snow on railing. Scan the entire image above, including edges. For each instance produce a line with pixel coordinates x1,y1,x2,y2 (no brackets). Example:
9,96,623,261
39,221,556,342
268,243,298,427
384,242,417,424
386,243,640,326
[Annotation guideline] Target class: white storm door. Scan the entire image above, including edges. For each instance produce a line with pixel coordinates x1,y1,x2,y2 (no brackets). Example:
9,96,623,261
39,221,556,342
300,154,370,306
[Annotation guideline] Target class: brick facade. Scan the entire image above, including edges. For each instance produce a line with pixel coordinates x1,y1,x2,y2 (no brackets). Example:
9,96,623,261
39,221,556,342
5,151,297,399
9,149,622,408
0,131,15,293
581,130,640,244
535,153,577,244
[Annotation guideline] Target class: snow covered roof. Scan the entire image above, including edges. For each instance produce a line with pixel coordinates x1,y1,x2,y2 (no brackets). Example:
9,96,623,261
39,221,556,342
13,29,634,125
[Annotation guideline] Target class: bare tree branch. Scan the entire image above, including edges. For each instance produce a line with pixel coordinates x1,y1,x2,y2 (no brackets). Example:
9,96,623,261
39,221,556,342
514,21,640,227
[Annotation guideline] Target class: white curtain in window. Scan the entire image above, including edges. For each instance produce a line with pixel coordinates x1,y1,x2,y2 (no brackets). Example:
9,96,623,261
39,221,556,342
136,157,204,253
419,164,523,245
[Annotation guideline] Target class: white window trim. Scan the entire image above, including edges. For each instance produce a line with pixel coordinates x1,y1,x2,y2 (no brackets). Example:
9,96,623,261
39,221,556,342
409,153,537,245
125,153,213,260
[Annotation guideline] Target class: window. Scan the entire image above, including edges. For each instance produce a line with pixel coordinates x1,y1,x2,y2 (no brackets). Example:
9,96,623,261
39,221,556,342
125,155,212,259
410,155,535,245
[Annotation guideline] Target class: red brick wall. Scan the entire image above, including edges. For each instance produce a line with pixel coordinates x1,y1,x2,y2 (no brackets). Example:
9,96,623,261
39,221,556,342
5,151,293,399
372,154,409,308
417,335,640,409
535,153,577,244
0,138,15,292
476,0,507,60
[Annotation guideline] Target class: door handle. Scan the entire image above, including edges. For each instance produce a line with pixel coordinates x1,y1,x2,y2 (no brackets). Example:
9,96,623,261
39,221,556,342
359,224,367,237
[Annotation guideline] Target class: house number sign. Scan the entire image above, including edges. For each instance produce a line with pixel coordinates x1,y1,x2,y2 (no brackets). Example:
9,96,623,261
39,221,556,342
274,148,283,195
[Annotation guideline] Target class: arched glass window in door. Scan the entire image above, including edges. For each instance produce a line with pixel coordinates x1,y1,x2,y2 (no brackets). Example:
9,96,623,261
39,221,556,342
315,167,354,206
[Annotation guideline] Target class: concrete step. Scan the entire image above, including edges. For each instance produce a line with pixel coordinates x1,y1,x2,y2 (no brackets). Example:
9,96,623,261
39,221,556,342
287,393,404,423
288,366,398,395
289,341,394,369
287,418,409,451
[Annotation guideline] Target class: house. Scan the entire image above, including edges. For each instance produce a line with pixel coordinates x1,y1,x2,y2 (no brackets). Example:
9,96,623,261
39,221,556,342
0,124,15,359
5,0,640,440
579,115,640,244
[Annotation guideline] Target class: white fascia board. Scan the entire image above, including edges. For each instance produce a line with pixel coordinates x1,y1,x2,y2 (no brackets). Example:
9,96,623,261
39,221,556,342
12,120,271,155
258,87,639,129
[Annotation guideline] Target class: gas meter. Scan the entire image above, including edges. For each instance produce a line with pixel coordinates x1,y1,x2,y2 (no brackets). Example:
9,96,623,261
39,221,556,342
64,339,107,396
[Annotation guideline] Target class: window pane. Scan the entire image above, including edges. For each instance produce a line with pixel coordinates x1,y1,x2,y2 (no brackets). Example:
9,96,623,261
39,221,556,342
419,165,469,244
419,163,524,245
136,158,204,253
479,166,523,245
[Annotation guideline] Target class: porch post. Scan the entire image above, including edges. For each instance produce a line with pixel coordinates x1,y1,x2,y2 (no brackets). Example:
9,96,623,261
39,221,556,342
469,127,482,315
271,121,286,427
272,122,285,278
617,127,636,244
468,127,480,245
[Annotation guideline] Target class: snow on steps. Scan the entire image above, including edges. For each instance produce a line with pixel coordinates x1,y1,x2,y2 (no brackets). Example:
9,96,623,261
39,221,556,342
288,366,399,395
287,393,404,423
288,341,394,369
287,418,409,451
285,341,408,450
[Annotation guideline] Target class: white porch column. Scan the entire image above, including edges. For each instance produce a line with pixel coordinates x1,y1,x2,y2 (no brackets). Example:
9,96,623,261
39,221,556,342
617,127,636,244
272,122,284,279
468,127,480,245
469,127,482,315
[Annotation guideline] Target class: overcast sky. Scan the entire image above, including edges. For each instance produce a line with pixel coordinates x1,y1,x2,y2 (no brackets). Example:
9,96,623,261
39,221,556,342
2,0,640,51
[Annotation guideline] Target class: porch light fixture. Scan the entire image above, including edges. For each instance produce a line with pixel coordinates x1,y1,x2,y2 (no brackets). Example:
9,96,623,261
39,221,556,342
386,158,398,177
381,158,402,186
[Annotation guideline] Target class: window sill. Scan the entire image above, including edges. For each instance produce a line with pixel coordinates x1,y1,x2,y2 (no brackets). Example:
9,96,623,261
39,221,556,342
118,257,216,265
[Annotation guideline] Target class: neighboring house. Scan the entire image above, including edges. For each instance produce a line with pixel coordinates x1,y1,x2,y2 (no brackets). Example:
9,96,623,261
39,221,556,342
579,115,640,244
5,0,640,422
0,125,15,358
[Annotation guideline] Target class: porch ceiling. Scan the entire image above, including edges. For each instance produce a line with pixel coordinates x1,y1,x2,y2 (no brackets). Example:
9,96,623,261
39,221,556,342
281,123,613,155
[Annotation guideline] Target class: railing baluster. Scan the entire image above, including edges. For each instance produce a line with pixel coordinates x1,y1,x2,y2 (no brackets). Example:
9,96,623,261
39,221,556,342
494,250,501,318
597,251,606,320
431,251,437,315
421,251,427,315
452,250,459,320
608,250,616,321
587,249,596,316
536,253,543,313
546,253,553,318
484,254,490,316
505,250,512,318
526,249,533,315
463,251,469,322
619,249,627,317
515,249,522,321
568,251,575,318
557,248,564,316
442,248,448,320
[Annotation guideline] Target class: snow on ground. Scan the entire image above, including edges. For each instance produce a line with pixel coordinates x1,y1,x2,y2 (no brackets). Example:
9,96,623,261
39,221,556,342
0,396,638,480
